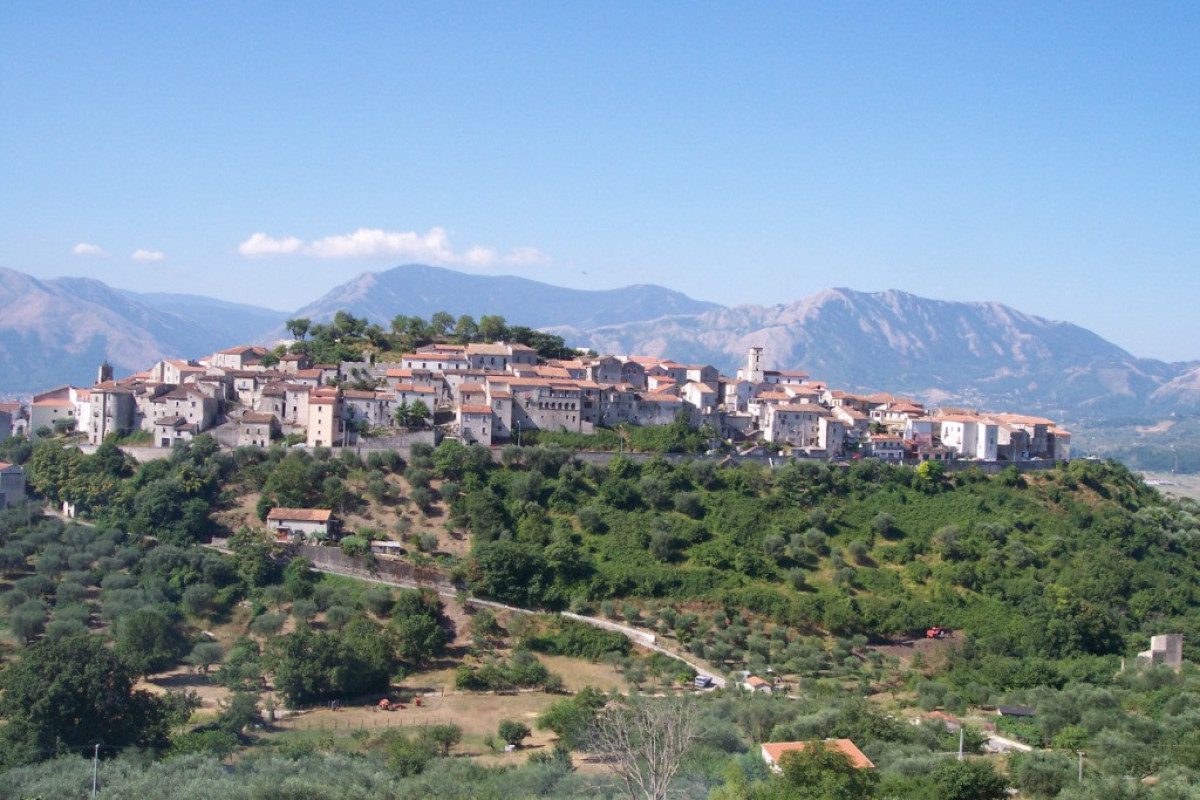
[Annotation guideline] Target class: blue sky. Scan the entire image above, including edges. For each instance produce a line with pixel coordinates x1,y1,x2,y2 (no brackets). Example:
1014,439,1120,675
2,3,1198,359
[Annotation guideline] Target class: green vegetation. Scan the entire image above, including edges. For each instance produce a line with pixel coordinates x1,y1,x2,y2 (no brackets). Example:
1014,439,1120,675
278,309,576,370
526,411,716,454
8,434,1200,797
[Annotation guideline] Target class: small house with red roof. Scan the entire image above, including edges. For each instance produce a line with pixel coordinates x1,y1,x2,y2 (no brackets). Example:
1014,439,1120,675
267,507,334,541
760,739,875,772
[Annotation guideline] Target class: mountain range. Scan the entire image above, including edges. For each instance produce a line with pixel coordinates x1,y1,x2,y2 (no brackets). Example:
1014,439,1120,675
1,264,1196,431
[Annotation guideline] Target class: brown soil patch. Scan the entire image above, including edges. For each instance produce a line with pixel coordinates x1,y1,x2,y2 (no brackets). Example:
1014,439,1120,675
138,667,233,711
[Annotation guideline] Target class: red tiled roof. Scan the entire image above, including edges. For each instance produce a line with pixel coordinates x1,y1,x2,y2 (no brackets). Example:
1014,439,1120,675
266,507,332,522
761,740,874,770
773,403,827,414
460,404,493,415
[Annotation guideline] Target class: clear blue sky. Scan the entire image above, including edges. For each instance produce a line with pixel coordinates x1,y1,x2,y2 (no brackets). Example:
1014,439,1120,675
2,3,1198,359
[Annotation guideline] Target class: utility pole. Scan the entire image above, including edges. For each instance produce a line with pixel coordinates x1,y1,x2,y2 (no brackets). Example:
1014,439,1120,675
957,727,964,760
1077,750,1085,783
91,743,99,798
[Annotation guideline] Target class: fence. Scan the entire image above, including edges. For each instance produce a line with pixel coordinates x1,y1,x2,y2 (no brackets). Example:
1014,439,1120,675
272,713,456,732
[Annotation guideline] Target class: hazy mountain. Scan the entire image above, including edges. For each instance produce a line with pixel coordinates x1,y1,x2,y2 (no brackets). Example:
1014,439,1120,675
119,290,289,348
0,268,286,393
572,288,1195,422
3,265,1199,428
288,264,721,331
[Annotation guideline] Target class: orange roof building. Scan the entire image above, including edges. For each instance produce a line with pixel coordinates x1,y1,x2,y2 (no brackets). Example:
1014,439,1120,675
760,739,875,772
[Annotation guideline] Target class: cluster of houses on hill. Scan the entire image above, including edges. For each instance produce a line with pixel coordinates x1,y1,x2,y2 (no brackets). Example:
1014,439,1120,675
7,340,1070,464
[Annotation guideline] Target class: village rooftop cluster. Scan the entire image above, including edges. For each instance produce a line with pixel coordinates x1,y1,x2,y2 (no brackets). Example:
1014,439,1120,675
2,340,1070,474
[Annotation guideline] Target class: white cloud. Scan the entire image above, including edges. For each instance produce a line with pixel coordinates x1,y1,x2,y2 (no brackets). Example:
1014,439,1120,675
236,227,548,268
131,248,165,263
72,242,106,257
238,232,304,257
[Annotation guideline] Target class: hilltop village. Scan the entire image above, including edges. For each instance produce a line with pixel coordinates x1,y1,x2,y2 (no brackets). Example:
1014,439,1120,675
4,333,1071,466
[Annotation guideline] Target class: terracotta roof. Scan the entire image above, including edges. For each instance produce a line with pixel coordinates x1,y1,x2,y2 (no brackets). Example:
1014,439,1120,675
466,343,512,356
765,369,810,378
0,462,13,470
460,404,493,415
217,345,268,356
33,397,73,408
773,403,827,414
266,507,332,522
761,740,874,770
241,412,276,424
995,413,1057,427
746,675,770,688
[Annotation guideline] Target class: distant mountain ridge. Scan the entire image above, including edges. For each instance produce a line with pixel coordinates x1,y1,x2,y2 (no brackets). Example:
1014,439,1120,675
287,264,721,332
1,265,1198,428
0,267,287,392
571,288,1198,422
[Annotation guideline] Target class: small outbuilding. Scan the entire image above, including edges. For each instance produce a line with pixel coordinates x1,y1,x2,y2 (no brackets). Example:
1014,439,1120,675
742,675,773,693
0,462,26,508
997,705,1036,718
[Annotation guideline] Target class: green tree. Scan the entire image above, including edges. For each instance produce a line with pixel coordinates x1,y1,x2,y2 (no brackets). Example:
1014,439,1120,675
925,760,1008,800
429,311,455,336
478,314,507,342
393,400,412,429
283,557,317,598
114,608,190,677
185,641,225,675
387,734,437,776
0,634,168,766
217,691,261,736
536,686,606,749
228,527,278,587
408,400,431,428
773,741,879,800
286,318,311,340
498,719,532,747
418,723,462,756
453,314,479,342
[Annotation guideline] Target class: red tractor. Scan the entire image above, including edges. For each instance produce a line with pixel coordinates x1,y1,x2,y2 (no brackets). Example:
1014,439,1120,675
925,626,950,640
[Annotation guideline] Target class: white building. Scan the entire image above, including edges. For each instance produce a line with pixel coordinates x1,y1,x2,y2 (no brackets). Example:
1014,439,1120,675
266,507,333,541
938,415,998,461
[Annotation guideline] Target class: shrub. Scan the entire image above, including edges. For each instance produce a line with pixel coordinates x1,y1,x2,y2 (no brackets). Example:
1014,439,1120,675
498,719,531,747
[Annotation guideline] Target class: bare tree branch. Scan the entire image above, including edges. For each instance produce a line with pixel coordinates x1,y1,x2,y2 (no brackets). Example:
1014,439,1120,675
586,696,700,800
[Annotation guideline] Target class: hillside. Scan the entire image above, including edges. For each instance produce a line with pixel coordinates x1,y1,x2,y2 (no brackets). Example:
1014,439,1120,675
574,288,1195,423
0,268,286,393
287,263,721,331
6,437,1200,797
